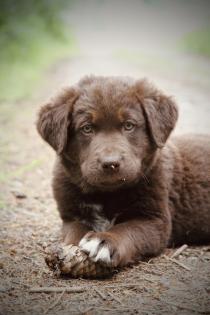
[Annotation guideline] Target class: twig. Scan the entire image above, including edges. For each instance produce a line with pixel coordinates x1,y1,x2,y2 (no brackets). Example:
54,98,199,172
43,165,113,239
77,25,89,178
98,306,139,312
23,255,33,261
170,244,188,258
79,306,94,314
107,291,123,304
168,257,191,271
29,286,86,293
164,255,191,271
97,307,118,311
161,299,207,314
44,289,65,314
29,282,151,294
105,284,137,288
94,288,107,300
11,280,30,288
141,276,156,283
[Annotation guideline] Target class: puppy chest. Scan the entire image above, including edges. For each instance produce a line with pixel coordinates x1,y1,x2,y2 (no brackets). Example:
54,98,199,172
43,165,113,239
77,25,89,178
75,190,143,232
77,202,118,232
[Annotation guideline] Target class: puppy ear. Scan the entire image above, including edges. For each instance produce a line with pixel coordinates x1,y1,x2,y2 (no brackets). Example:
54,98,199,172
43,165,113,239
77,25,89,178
135,80,178,148
37,88,79,154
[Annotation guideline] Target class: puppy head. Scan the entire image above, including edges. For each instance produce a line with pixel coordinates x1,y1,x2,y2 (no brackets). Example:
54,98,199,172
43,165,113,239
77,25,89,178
37,76,178,192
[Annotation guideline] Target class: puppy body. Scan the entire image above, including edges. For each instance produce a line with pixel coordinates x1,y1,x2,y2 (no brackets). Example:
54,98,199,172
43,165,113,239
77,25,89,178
167,135,210,245
37,76,210,267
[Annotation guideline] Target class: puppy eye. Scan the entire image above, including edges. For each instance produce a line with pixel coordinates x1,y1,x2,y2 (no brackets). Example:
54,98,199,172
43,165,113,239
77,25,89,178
81,124,94,134
123,121,135,131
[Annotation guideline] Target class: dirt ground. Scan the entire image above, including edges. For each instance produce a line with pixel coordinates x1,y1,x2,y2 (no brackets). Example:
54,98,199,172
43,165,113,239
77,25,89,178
1,2,210,314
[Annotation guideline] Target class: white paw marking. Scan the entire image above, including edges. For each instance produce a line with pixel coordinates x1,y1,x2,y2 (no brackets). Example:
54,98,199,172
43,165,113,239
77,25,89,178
79,237,100,257
79,237,111,263
94,246,111,263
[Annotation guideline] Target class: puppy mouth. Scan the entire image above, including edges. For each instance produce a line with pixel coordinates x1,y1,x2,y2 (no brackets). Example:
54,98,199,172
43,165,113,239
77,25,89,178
81,162,141,191
101,178,125,186
95,177,131,190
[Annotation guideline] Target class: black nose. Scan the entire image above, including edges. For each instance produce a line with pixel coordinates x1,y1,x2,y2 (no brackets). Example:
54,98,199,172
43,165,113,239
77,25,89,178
101,157,120,172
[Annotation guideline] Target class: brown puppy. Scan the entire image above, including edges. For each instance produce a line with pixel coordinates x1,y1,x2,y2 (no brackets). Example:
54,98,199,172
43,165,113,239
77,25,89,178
37,76,210,267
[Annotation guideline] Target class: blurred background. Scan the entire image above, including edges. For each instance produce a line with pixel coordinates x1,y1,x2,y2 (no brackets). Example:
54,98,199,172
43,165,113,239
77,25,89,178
1,0,210,123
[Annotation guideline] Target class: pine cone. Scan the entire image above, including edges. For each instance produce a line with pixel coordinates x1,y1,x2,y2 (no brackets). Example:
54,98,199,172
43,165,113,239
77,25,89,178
45,243,114,278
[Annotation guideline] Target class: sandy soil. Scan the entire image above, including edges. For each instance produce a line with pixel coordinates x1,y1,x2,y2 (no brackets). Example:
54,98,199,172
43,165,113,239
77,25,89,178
1,1,210,314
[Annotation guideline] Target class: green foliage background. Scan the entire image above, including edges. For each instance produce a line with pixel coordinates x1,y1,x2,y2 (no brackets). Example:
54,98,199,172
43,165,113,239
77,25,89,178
180,27,210,58
0,0,76,101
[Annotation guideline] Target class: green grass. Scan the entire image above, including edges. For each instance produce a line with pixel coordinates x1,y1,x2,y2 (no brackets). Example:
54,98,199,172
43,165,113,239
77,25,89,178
0,0,78,102
180,27,210,58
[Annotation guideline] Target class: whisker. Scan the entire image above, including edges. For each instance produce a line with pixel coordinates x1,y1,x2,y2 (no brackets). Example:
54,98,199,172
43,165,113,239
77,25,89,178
141,171,150,184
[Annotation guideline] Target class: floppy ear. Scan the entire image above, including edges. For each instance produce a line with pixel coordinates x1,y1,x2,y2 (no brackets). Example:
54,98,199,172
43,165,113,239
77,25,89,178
36,88,79,154
135,80,178,148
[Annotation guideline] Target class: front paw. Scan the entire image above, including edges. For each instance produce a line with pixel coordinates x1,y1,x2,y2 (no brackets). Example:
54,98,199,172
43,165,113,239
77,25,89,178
79,231,120,267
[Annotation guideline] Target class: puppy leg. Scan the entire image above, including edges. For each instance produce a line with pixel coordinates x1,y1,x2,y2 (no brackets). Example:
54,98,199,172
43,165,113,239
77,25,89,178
79,217,171,267
62,221,90,245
